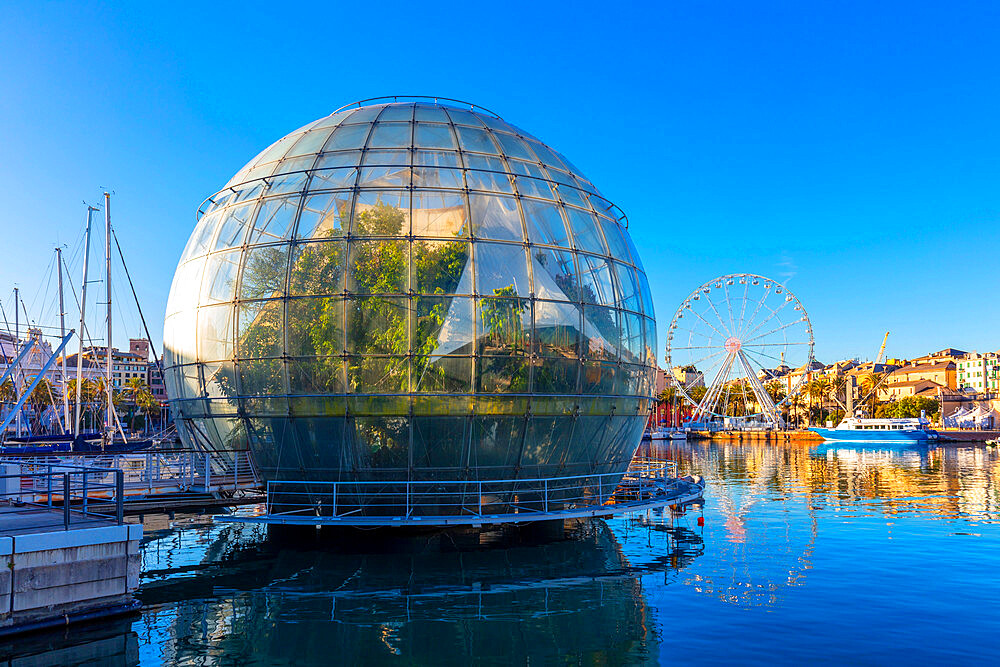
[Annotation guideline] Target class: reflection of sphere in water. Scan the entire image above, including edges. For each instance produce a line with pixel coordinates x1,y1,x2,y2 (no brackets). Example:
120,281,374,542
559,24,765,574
136,520,700,663
163,98,656,488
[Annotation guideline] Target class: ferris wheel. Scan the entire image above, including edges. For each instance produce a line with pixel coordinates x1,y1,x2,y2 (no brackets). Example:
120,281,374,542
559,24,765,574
664,274,814,425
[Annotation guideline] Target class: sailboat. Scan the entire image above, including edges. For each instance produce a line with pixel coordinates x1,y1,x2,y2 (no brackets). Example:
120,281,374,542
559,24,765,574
1,193,153,454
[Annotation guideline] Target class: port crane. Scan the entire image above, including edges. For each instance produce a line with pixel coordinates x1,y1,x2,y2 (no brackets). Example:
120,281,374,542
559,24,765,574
874,331,889,364
852,331,893,418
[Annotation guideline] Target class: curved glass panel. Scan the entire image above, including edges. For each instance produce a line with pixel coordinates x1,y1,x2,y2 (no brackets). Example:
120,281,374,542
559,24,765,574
165,100,656,492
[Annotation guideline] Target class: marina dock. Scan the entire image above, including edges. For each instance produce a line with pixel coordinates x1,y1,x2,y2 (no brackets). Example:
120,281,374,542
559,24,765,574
686,430,823,443
936,429,1000,442
1,464,141,637
2,449,263,516
683,429,1000,444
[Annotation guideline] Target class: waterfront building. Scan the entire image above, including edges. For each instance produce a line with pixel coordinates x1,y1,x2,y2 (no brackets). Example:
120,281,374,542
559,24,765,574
0,328,72,435
163,98,657,512
57,352,106,384
148,358,167,402
884,360,957,392
843,362,901,409
911,347,968,366
782,360,826,388
957,351,1000,393
64,340,151,389
670,365,704,391
879,379,946,401
0,329,57,380
823,359,859,377
756,361,791,384
848,361,902,377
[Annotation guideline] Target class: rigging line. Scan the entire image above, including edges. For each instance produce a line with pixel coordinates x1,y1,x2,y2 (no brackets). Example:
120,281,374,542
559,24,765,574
743,317,807,345
61,255,82,320
740,298,794,342
1,323,70,333
0,301,30,394
111,259,140,336
27,251,57,324
19,297,32,331
112,229,163,371
111,271,134,342
855,372,892,415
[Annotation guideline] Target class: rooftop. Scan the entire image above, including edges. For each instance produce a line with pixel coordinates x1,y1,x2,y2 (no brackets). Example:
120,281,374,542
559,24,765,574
892,361,955,374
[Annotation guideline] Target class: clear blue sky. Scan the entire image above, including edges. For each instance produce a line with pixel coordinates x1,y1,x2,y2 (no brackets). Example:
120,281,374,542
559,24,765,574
1,1,997,364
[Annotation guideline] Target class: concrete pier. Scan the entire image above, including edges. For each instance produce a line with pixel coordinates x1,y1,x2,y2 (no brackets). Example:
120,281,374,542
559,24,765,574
687,430,823,444
936,429,1000,443
0,509,142,637
0,463,143,638
683,429,1000,444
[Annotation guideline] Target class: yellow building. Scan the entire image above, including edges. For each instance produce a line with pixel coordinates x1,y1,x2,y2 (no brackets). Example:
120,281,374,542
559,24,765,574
878,379,946,401
885,361,956,391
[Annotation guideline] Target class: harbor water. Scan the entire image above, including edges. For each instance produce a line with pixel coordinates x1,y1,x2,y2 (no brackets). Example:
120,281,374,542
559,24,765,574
3,440,999,665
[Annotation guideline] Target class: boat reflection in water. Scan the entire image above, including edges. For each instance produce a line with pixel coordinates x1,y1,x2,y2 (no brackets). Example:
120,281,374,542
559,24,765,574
6,439,999,664
639,438,1000,617
135,515,704,665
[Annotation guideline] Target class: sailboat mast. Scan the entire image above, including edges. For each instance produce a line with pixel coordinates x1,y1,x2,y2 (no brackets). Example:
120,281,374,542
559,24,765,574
75,206,97,437
13,286,19,437
56,246,69,433
104,192,113,439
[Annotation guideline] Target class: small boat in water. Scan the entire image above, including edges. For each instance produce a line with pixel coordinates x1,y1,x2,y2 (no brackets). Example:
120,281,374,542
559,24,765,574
644,428,688,441
809,416,938,444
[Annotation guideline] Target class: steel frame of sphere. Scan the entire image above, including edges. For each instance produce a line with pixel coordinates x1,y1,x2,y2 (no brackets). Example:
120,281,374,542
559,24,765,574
163,96,670,526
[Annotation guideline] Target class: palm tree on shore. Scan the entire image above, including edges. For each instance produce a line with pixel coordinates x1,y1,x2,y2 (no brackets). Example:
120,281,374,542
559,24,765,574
830,375,848,410
125,377,157,432
658,386,677,427
24,377,57,433
788,392,804,428
67,377,101,430
0,379,15,405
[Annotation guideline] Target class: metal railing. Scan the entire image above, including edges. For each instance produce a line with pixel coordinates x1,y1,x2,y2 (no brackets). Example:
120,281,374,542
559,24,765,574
262,460,679,523
1,449,258,496
1,463,124,531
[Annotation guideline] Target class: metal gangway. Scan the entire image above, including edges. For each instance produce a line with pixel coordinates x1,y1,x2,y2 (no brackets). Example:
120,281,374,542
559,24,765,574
220,458,705,528
1,449,260,504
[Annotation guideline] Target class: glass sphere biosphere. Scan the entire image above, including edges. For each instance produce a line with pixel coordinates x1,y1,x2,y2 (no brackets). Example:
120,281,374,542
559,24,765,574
163,97,657,502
